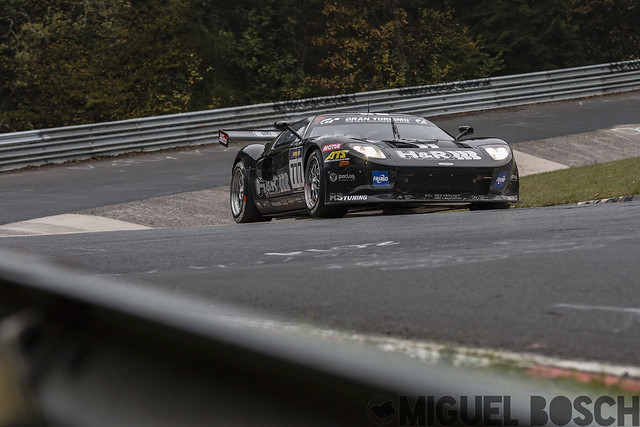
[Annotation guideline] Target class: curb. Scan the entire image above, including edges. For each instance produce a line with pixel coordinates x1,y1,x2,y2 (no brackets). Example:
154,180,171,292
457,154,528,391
577,194,640,205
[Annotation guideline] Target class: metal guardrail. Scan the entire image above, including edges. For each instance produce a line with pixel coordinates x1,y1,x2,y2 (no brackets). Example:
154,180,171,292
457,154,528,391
1,60,639,171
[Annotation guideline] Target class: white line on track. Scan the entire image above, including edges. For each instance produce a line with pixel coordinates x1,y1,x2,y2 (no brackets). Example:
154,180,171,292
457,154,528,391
554,303,640,315
264,252,304,256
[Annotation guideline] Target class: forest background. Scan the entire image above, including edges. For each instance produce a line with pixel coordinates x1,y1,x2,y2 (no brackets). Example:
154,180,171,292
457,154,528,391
1,0,638,132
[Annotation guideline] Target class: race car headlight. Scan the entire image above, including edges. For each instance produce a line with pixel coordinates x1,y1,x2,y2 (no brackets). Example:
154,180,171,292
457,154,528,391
351,144,386,159
483,146,511,161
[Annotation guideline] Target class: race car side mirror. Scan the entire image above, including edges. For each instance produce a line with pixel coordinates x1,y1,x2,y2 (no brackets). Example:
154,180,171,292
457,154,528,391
274,120,303,141
456,125,474,140
274,121,291,131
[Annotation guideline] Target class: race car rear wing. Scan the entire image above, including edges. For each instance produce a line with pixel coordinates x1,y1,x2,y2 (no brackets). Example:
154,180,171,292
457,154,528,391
218,129,280,147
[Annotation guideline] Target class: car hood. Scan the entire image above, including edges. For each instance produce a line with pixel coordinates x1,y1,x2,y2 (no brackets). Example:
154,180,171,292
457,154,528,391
316,136,513,167
375,139,504,168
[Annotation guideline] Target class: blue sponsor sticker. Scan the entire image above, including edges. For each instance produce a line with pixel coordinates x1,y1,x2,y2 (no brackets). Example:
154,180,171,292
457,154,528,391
372,171,390,187
494,172,508,188
289,147,302,160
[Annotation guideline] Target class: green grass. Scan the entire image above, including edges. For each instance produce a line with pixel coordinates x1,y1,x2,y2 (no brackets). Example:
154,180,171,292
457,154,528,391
518,157,640,208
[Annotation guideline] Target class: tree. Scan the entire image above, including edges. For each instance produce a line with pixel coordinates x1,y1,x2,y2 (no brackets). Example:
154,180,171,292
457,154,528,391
304,0,501,94
192,0,321,106
569,0,640,63
5,0,630,132
1,0,203,131
443,0,586,74
402,8,502,85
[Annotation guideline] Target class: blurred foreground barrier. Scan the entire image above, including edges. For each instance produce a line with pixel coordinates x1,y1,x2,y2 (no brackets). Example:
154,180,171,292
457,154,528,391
0,251,530,426
1,60,639,171
0,250,629,426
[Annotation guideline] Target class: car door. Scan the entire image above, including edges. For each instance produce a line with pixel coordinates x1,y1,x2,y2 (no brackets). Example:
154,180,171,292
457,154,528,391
256,119,310,212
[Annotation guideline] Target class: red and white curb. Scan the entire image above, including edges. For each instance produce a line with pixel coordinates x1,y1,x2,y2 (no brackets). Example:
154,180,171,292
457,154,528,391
193,311,640,392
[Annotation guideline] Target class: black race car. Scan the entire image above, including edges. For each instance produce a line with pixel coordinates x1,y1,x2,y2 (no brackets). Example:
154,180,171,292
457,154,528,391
220,113,519,223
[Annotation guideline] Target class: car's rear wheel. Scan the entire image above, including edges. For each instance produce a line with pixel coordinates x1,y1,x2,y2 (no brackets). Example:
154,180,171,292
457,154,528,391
304,150,348,218
230,161,268,223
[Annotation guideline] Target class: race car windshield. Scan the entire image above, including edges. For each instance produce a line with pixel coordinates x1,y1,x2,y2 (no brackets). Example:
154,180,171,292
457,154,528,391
309,121,453,142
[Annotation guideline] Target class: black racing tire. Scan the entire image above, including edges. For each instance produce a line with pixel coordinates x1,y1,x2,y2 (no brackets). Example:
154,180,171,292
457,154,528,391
469,202,512,211
304,150,348,218
230,161,268,223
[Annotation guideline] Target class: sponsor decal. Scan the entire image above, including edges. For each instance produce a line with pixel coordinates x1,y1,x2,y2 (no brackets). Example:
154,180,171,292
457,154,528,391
329,193,368,202
267,194,304,207
322,143,343,152
325,150,349,161
372,171,390,187
438,162,454,166
288,147,304,190
345,116,410,123
256,173,291,197
289,147,302,160
218,130,229,147
318,117,341,125
395,150,482,161
253,131,279,138
255,200,271,209
494,172,508,188
425,193,463,200
330,172,356,182
415,143,440,149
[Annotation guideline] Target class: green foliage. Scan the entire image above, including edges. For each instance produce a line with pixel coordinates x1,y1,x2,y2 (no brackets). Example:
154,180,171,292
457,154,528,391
306,1,406,93
569,0,640,63
195,0,320,106
220,1,309,103
403,8,502,84
305,1,501,94
444,0,586,74
0,0,638,132
1,0,203,130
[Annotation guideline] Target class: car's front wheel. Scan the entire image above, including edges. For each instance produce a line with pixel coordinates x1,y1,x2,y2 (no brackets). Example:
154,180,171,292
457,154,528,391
304,150,347,218
230,161,268,223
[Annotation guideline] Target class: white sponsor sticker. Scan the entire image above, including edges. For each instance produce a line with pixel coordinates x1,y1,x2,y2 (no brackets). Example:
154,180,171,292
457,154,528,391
395,150,482,161
288,147,304,190
329,193,368,202
256,173,292,197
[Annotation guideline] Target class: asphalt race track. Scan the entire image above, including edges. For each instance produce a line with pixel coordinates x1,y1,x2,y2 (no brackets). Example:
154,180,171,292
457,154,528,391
3,200,640,366
0,147,240,225
2,92,640,368
3,91,640,225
